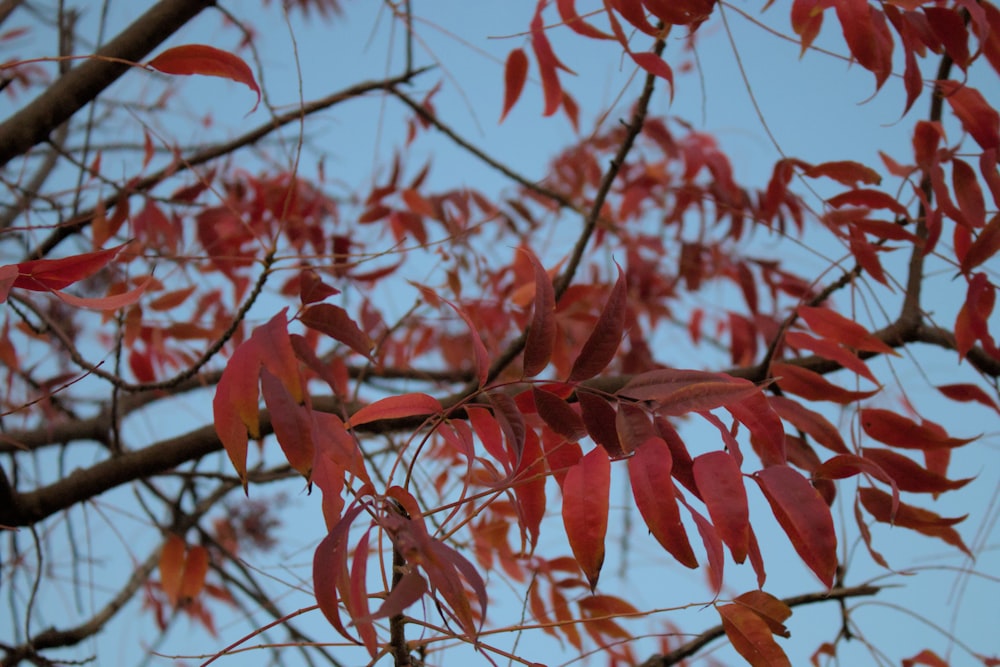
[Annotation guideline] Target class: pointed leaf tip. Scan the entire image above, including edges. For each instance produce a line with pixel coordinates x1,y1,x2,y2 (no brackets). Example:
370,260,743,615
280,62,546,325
148,44,261,113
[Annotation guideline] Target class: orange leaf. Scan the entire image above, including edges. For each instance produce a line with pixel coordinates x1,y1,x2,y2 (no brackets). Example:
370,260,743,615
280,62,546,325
754,465,837,587
179,545,209,602
500,48,529,123
148,44,261,112
693,451,749,563
349,393,442,428
628,437,698,567
718,603,792,667
562,447,610,591
860,408,978,450
569,264,626,382
159,534,186,607
902,648,949,667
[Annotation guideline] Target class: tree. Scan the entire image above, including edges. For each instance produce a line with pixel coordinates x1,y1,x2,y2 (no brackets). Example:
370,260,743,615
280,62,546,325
0,0,998,665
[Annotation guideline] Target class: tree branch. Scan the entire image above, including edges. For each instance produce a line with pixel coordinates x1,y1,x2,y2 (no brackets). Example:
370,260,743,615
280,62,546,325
636,584,881,667
0,0,215,169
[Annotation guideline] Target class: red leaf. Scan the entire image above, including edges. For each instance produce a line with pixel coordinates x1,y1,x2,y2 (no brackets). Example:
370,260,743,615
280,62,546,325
254,310,304,404
213,337,262,489
835,0,893,90
952,158,986,228
861,447,973,494
299,270,340,305
530,4,565,117
568,264,627,381
858,486,971,555
769,395,848,455
902,649,949,667
754,466,838,587
468,406,509,470
791,0,825,54
860,408,978,450
813,453,898,517
693,451,749,563
313,505,366,643
784,331,878,384
797,307,896,356
827,188,909,217
523,250,556,376
14,242,129,291
726,393,787,468
578,390,627,459
533,387,587,442
803,160,882,186
680,496,725,592
734,590,791,638
367,571,427,622
718,603,792,667
541,428,583,486
349,393,442,428
557,0,614,38
52,277,151,311
939,80,1000,150
628,437,698,567
300,303,374,359
936,383,1000,413
514,428,547,549
562,447,611,591
615,402,657,455
500,48,529,123
771,362,880,404
148,44,261,112
962,213,1000,273
260,368,314,478
618,368,762,414
149,285,197,311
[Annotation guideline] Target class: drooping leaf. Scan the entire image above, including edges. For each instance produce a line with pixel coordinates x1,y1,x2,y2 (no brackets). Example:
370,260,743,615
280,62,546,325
858,486,971,555
561,447,611,591
785,331,878,383
718,603,792,667
159,534,187,607
693,451,749,564
769,395,849,454
771,362,880,404
936,383,1000,413
961,213,1000,273
568,264,626,381
366,570,428,622
513,427,547,550
523,250,557,377
939,80,1000,150
500,48,529,123
860,408,978,450
797,306,897,355
52,277,151,311
213,337,262,489
254,309,304,404
557,0,614,38
679,496,724,593
178,545,209,602
313,505,366,643
260,368,314,478
813,453,898,517
349,393,442,428
148,44,261,112
578,390,627,459
803,160,881,186
533,387,587,442
861,447,973,494
835,0,893,91
952,158,986,228
726,392,787,468
300,303,374,360
754,466,837,587
734,590,791,638
628,437,697,568
530,3,565,117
